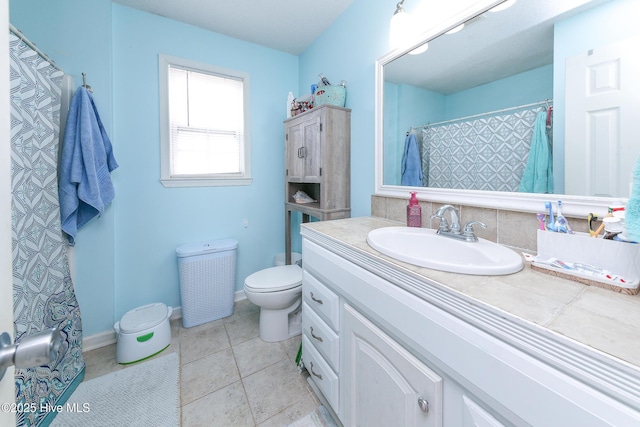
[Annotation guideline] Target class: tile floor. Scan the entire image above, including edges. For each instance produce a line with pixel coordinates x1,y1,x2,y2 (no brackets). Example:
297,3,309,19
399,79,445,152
83,299,320,426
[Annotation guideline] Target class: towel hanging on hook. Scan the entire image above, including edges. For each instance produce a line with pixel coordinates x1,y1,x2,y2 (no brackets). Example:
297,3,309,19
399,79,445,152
82,72,93,93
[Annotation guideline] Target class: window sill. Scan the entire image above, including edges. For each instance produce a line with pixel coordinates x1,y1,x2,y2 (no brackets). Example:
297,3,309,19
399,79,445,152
160,177,253,188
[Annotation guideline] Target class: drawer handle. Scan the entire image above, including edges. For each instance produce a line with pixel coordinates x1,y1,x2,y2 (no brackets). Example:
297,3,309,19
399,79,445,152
418,397,429,413
309,361,323,381
309,291,323,305
310,326,324,342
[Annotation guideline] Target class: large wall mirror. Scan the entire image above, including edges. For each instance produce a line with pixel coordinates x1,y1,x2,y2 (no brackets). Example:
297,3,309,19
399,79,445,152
375,0,639,216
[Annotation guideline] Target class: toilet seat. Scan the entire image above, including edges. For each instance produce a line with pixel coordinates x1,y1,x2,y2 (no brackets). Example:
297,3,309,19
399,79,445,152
245,265,302,293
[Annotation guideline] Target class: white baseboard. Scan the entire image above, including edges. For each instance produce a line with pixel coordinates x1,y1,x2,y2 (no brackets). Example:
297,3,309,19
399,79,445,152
82,290,247,353
82,330,117,353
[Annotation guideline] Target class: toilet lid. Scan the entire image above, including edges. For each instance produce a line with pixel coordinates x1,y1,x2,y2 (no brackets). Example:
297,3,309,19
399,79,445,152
244,265,302,293
120,303,169,334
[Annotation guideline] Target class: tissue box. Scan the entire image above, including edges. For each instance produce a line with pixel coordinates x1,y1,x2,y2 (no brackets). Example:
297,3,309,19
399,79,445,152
531,230,640,294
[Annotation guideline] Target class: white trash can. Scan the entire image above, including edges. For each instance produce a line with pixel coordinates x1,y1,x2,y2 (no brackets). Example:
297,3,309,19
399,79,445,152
176,239,238,328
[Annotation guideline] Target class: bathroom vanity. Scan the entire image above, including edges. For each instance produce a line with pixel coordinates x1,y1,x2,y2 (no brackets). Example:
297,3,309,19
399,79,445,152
300,217,640,426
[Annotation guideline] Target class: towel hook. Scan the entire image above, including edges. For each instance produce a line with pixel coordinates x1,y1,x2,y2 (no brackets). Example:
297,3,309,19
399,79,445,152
82,72,93,93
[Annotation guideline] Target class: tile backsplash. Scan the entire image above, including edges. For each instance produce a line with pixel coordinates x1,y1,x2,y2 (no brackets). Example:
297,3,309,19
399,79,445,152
371,195,589,253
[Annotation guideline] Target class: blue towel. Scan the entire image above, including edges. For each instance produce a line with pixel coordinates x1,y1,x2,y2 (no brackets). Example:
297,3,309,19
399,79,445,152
59,87,118,245
518,111,553,193
626,154,640,242
401,133,423,187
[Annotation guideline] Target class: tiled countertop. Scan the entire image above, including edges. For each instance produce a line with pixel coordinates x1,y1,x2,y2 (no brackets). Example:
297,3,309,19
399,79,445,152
301,216,640,370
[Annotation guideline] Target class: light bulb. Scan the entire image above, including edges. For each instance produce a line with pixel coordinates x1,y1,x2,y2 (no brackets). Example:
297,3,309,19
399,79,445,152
409,43,428,55
446,24,464,34
390,9,413,49
489,0,516,12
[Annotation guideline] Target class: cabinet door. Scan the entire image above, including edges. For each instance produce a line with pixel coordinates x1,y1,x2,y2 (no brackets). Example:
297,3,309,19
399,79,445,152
285,113,322,181
342,304,443,427
461,395,506,427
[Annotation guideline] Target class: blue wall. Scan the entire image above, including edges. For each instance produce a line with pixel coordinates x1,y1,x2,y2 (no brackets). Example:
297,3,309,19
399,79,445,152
10,0,117,336
444,65,553,119
11,1,299,335
299,0,392,216
383,83,445,186
110,6,299,323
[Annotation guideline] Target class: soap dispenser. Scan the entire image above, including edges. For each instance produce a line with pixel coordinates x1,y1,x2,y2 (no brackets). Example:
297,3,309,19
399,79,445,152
407,192,422,227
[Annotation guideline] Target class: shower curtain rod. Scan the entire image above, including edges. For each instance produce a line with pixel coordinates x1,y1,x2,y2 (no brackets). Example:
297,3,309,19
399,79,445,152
9,24,63,72
415,99,552,130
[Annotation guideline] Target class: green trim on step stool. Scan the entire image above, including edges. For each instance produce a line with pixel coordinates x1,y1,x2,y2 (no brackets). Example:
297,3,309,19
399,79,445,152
118,344,171,365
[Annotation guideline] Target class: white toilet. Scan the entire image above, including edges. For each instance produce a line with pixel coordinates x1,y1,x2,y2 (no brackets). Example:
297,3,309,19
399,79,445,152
244,263,303,342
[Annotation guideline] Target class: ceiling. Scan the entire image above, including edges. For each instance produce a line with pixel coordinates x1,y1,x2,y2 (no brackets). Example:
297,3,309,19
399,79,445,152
113,0,357,55
385,0,609,94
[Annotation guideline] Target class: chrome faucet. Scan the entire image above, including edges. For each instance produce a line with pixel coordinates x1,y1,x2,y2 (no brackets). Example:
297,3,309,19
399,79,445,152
431,204,460,234
431,205,487,242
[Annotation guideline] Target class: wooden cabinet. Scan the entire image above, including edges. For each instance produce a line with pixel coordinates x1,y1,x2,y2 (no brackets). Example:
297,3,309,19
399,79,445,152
342,303,443,427
285,112,323,182
284,105,351,264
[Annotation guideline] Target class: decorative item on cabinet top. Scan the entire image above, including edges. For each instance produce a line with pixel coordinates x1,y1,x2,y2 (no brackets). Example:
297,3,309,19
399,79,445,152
291,74,347,116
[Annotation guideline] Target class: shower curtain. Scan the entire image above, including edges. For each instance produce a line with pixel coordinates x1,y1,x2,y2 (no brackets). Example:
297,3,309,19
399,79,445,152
10,32,85,427
421,107,545,192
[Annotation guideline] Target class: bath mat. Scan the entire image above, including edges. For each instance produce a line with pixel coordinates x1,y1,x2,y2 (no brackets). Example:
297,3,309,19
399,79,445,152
50,352,179,427
287,405,339,427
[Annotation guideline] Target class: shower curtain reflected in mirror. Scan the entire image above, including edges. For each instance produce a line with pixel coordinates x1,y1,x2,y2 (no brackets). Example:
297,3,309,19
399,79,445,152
421,106,549,192
10,31,85,427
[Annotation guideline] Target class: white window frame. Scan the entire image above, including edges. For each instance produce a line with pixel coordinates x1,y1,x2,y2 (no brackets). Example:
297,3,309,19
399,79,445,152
159,54,252,187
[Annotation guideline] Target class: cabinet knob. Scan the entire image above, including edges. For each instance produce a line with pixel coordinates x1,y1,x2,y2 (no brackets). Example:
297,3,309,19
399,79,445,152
418,397,429,413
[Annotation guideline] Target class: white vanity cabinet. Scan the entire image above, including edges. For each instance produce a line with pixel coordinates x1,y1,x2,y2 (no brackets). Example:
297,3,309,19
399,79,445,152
301,227,640,427
342,303,443,427
301,270,341,412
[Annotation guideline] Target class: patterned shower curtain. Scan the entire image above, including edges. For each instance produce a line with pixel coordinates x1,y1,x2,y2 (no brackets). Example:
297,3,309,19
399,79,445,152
9,32,85,427
421,107,547,192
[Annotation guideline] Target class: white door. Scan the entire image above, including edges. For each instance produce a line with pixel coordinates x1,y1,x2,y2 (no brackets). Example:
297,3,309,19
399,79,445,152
565,35,640,197
0,1,17,425
342,304,443,427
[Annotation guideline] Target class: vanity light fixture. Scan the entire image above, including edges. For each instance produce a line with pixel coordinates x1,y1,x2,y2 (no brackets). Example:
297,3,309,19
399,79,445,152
390,0,428,54
390,0,412,49
489,0,517,12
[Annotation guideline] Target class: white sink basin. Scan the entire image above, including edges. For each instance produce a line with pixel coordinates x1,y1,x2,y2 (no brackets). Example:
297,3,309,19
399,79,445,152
366,227,523,275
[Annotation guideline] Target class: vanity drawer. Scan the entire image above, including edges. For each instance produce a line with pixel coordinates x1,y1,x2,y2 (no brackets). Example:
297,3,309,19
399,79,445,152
303,271,340,332
302,334,339,411
302,302,340,372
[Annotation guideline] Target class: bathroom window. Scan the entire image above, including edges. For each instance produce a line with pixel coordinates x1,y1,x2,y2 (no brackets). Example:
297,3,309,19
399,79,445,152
159,55,252,187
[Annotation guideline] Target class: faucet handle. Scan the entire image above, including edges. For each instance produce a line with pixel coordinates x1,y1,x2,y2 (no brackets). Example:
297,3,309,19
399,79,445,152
430,214,450,232
462,221,487,241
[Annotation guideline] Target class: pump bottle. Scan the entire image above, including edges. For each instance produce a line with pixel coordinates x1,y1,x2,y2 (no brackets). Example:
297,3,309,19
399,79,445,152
407,192,422,227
